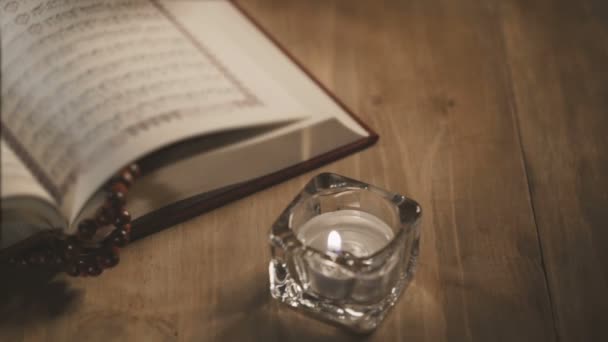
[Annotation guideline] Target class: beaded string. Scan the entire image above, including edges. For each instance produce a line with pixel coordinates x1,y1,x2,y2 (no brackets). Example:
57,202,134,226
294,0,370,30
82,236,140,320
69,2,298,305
8,164,141,277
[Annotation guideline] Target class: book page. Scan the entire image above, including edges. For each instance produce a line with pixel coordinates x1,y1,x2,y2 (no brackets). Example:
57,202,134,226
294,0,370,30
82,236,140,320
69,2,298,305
0,0,308,220
182,0,370,137
1,141,66,248
0,139,54,202
119,1,373,223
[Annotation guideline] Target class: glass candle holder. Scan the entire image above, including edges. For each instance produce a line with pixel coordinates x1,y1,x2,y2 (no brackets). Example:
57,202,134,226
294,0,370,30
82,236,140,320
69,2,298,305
269,173,422,333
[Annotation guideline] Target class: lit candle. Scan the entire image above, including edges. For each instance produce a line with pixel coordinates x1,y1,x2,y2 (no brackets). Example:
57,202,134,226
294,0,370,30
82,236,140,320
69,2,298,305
327,230,342,253
296,210,395,300
269,173,422,332
297,210,394,257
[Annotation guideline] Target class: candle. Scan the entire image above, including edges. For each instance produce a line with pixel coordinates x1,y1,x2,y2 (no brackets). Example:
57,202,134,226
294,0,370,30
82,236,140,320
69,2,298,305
297,210,394,257
269,173,422,332
295,210,395,300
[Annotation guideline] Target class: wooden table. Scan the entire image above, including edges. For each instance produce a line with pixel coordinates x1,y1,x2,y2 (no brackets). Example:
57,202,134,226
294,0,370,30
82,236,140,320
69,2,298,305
1,0,607,340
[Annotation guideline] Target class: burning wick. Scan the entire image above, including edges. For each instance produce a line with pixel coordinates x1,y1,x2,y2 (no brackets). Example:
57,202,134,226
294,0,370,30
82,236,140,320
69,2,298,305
327,230,342,253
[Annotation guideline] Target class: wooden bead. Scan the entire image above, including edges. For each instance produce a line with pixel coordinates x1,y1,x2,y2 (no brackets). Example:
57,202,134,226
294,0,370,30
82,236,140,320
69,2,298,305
112,236,128,248
96,203,116,226
57,164,139,276
99,249,119,268
108,190,126,207
118,170,134,187
110,228,129,247
96,210,111,226
121,223,132,233
42,251,60,267
64,237,80,260
77,260,89,276
53,255,64,266
78,219,98,239
66,264,80,276
28,253,40,265
111,182,129,195
37,253,47,265
115,209,131,226
128,164,141,178
86,263,103,276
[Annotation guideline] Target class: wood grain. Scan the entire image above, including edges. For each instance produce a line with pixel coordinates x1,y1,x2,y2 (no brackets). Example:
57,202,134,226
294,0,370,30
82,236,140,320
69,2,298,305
1,0,605,341
500,0,608,340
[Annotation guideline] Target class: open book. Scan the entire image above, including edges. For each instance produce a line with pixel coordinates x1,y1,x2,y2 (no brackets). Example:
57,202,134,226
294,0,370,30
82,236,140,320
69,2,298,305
0,0,377,258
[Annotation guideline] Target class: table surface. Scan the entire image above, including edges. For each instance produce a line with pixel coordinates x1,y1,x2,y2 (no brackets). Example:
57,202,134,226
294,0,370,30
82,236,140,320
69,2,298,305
2,0,607,341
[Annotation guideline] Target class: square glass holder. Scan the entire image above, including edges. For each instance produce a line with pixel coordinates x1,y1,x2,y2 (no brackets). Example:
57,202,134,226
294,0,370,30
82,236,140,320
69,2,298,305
269,173,422,333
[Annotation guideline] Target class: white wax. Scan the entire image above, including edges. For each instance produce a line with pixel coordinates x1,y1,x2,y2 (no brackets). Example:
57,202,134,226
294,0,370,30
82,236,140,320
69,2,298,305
297,210,394,257
295,210,396,300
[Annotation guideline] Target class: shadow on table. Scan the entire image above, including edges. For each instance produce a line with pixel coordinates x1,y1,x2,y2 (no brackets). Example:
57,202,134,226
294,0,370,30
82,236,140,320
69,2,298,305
216,307,373,342
0,265,82,328
206,272,373,342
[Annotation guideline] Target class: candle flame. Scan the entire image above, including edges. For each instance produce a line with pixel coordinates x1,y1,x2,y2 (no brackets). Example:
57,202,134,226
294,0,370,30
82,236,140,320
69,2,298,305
327,230,342,252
